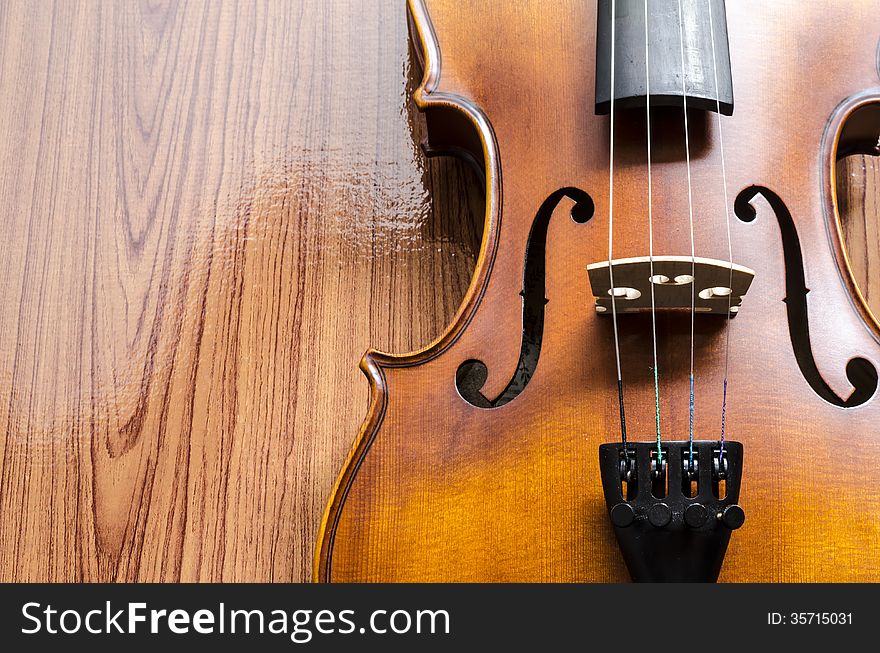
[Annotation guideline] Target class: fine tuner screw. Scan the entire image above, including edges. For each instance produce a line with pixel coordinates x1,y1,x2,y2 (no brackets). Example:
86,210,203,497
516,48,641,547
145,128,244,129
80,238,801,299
685,503,709,528
647,503,672,528
610,503,635,528
719,504,746,530
609,501,745,530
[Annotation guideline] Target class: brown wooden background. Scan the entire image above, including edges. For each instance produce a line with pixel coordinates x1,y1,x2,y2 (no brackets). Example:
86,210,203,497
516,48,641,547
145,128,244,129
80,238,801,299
0,0,875,582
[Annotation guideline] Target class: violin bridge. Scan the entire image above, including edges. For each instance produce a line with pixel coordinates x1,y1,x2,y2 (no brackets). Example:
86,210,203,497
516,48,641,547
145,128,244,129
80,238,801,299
587,256,756,316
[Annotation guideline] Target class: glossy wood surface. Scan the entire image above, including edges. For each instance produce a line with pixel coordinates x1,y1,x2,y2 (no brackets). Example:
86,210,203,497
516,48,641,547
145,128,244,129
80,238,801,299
839,156,880,307
0,0,483,582
0,0,875,583
318,0,880,582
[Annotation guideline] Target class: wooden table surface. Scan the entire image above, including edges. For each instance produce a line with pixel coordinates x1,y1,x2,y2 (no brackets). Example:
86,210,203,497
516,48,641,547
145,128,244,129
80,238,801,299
0,0,876,582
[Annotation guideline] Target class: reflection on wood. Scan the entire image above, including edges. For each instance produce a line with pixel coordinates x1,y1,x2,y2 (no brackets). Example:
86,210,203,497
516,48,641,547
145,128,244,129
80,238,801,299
0,0,480,582
838,156,880,316
0,0,874,581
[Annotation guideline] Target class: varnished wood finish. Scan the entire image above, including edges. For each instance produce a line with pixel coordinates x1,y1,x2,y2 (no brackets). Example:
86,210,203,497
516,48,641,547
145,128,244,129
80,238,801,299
0,0,481,582
839,156,880,309
318,0,880,582
0,0,875,584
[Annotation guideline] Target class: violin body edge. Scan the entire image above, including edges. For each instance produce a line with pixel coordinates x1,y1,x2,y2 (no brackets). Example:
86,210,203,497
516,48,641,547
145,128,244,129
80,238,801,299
316,0,880,583
314,0,500,582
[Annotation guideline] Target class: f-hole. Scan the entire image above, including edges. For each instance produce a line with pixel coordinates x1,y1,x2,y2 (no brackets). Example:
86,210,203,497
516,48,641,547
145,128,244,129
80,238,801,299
735,185,878,407
456,187,594,408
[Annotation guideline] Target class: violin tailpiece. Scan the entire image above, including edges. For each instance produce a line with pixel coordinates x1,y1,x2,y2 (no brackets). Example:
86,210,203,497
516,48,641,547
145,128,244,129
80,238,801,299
599,441,745,582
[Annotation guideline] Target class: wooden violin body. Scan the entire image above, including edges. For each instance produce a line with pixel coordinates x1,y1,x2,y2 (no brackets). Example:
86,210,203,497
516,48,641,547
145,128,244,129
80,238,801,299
316,0,880,582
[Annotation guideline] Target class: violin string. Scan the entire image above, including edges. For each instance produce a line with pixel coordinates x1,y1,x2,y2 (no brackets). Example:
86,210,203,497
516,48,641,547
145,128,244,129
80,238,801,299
644,0,662,466
608,0,628,447
676,0,698,469
707,0,734,461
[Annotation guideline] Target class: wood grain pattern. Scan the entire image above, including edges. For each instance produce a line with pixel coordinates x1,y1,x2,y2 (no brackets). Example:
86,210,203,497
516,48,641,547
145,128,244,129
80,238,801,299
0,0,481,582
839,155,880,312
0,0,874,583
318,0,880,582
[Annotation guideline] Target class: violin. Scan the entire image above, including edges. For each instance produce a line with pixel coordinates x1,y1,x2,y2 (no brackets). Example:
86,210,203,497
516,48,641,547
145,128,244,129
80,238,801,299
316,0,880,581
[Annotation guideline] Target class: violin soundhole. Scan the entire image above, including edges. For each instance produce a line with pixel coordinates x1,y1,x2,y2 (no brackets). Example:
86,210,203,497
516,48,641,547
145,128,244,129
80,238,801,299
456,187,594,408
735,186,878,407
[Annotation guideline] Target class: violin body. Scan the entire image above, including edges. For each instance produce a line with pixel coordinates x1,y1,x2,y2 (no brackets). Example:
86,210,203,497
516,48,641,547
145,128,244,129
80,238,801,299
316,0,880,582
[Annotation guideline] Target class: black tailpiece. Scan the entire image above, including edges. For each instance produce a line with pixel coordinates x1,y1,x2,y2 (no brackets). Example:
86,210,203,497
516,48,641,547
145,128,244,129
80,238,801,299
599,440,744,582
